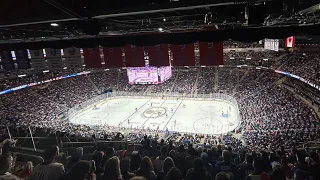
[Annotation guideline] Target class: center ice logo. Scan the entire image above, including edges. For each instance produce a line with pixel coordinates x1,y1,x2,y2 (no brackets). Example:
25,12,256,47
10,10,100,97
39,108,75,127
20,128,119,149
142,107,167,118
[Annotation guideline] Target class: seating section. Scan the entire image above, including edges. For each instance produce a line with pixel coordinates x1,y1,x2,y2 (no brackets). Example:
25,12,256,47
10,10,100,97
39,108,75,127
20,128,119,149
0,50,320,180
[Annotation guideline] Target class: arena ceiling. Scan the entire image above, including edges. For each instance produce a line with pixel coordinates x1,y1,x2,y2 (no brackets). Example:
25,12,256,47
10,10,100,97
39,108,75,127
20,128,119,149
1,0,320,49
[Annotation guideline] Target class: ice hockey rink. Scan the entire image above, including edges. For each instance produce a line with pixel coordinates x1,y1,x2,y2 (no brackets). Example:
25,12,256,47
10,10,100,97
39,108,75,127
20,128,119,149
69,97,240,135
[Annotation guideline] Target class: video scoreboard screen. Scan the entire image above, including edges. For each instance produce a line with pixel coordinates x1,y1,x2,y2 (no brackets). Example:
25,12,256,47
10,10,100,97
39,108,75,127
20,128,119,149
127,66,172,85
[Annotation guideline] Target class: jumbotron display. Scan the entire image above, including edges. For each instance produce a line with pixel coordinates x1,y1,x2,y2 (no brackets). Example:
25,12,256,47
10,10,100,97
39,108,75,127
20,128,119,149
127,66,172,84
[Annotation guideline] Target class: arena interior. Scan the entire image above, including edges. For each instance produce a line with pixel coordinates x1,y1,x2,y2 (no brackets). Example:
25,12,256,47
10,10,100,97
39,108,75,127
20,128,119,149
1,1,320,180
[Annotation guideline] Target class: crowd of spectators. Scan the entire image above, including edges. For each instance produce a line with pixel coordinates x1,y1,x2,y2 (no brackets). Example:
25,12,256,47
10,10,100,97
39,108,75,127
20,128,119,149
1,135,320,180
0,68,85,91
149,71,178,94
279,52,320,89
89,69,119,93
1,45,320,180
171,70,197,94
0,49,319,172
236,71,278,97
240,85,319,151
223,41,264,48
217,68,241,95
231,71,320,151
118,70,130,91
197,68,216,94
283,77,320,107
223,50,282,67
0,65,319,151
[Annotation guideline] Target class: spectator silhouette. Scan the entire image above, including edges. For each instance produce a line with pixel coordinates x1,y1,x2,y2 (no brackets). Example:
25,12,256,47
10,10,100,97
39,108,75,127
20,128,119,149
236,154,254,180
186,158,213,180
101,156,123,180
66,147,83,172
201,152,214,176
308,151,320,180
156,157,175,180
154,146,168,173
244,156,270,180
215,172,230,180
135,157,156,180
164,167,182,180
31,146,65,180
121,157,135,180
214,150,236,178
184,148,198,175
0,155,19,180
60,160,96,180
92,151,104,178
269,162,286,180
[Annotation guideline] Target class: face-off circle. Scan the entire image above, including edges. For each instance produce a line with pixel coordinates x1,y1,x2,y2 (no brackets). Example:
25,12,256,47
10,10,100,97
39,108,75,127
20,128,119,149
193,117,225,134
199,102,223,113
142,107,167,118
192,116,237,134
73,111,110,125
107,99,130,108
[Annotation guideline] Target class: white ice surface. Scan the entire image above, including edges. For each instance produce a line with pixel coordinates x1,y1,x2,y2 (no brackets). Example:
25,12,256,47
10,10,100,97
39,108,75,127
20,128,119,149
69,97,240,134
